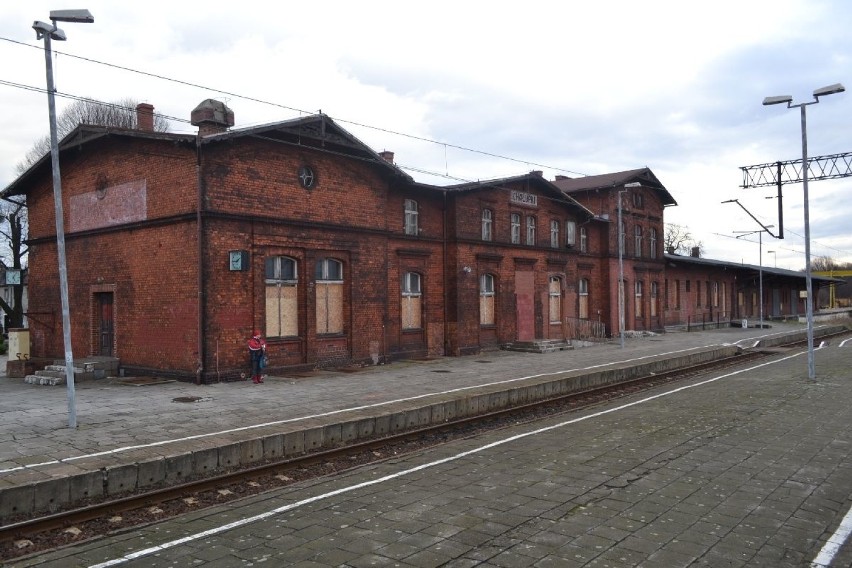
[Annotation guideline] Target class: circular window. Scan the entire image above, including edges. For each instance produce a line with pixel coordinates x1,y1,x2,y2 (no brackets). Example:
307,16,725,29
298,165,316,189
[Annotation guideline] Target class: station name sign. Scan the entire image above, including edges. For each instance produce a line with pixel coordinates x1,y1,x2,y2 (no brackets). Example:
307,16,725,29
510,190,537,207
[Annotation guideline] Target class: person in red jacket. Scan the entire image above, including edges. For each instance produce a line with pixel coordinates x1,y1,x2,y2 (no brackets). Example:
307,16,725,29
248,330,267,384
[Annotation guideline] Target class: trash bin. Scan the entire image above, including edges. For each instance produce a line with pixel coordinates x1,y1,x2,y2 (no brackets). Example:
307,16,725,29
8,328,30,360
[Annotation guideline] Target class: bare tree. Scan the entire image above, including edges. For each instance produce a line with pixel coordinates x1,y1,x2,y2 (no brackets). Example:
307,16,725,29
665,223,704,256
0,198,28,329
15,97,170,174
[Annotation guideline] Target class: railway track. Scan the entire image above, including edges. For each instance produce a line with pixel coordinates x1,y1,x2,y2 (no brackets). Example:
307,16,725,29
2,331,849,561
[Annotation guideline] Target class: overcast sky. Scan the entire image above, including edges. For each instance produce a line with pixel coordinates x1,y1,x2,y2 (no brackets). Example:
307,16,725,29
2,1,851,270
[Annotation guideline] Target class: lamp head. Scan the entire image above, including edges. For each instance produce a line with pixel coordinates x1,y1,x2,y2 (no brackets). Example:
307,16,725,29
49,9,94,23
32,20,66,40
813,83,845,98
762,95,793,106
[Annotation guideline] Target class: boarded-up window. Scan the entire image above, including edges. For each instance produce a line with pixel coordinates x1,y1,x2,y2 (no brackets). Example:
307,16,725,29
579,278,589,319
650,281,658,317
549,276,562,323
401,272,422,330
635,280,643,318
265,256,298,337
316,258,344,334
480,273,495,325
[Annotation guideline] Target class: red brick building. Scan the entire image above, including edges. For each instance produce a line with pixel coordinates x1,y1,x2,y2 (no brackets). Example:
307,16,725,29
4,100,834,381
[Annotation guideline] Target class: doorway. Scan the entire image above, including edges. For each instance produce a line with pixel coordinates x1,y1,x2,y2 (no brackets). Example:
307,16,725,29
96,292,114,356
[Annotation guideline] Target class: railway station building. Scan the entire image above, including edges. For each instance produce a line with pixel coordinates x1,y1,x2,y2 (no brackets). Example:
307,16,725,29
2,100,834,382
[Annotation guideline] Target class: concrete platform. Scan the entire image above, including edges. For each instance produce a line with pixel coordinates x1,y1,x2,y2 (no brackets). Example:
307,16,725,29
0,321,847,524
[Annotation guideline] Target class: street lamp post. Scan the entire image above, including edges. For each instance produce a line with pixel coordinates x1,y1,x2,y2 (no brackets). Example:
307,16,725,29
619,183,640,348
735,227,773,330
764,83,845,381
33,9,94,429
767,250,777,268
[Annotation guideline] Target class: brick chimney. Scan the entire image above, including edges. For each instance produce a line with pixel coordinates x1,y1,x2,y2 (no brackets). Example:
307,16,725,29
191,99,235,136
554,175,571,181
378,150,394,164
691,246,701,257
531,170,543,177
136,103,154,132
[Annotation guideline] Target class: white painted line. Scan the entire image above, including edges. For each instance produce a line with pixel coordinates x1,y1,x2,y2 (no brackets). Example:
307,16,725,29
88,346,819,567
812,503,852,567
0,343,725,476
840,338,852,348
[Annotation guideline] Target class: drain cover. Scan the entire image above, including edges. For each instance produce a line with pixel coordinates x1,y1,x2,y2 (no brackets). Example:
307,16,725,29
172,396,203,403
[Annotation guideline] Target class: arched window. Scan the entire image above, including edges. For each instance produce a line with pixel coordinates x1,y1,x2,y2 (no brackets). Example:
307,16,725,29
565,221,577,247
526,216,536,246
401,272,422,330
578,278,590,319
404,199,419,235
650,281,658,317
510,213,521,244
480,273,495,325
315,258,344,334
265,256,298,337
549,276,562,323
481,209,493,241
635,280,644,318
579,226,588,253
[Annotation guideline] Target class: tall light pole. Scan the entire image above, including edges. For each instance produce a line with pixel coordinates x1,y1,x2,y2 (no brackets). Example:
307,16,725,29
764,83,844,381
735,226,773,330
619,183,639,348
33,9,94,429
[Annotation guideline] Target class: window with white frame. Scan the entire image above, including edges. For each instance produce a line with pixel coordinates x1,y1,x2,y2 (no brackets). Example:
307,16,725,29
526,216,536,246
404,199,419,236
650,281,658,317
634,226,643,258
549,276,562,323
265,256,298,337
579,226,588,252
481,209,493,241
315,258,344,334
579,278,589,319
510,213,521,244
649,227,657,259
480,273,495,325
565,221,576,247
550,220,560,248
635,280,643,318
401,272,422,330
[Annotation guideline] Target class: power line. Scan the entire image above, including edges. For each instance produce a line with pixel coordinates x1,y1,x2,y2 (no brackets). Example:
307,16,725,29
0,36,589,179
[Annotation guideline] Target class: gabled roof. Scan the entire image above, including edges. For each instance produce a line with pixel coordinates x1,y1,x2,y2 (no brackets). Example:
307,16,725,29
443,171,596,220
552,167,677,207
2,114,412,198
203,114,413,183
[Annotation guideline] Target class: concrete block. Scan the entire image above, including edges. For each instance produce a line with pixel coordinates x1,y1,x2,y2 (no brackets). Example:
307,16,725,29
164,453,193,483
69,470,104,503
261,434,284,460
429,403,445,424
354,417,375,438
284,430,305,456
303,427,324,452
323,423,343,446
339,420,359,443
192,447,220,475
389,411,408,433
216,443,241,470
0,483,34,520
137,458,165,488
105,463,138,495
240,438,264,464
33,477,70,513
374,414,391,436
